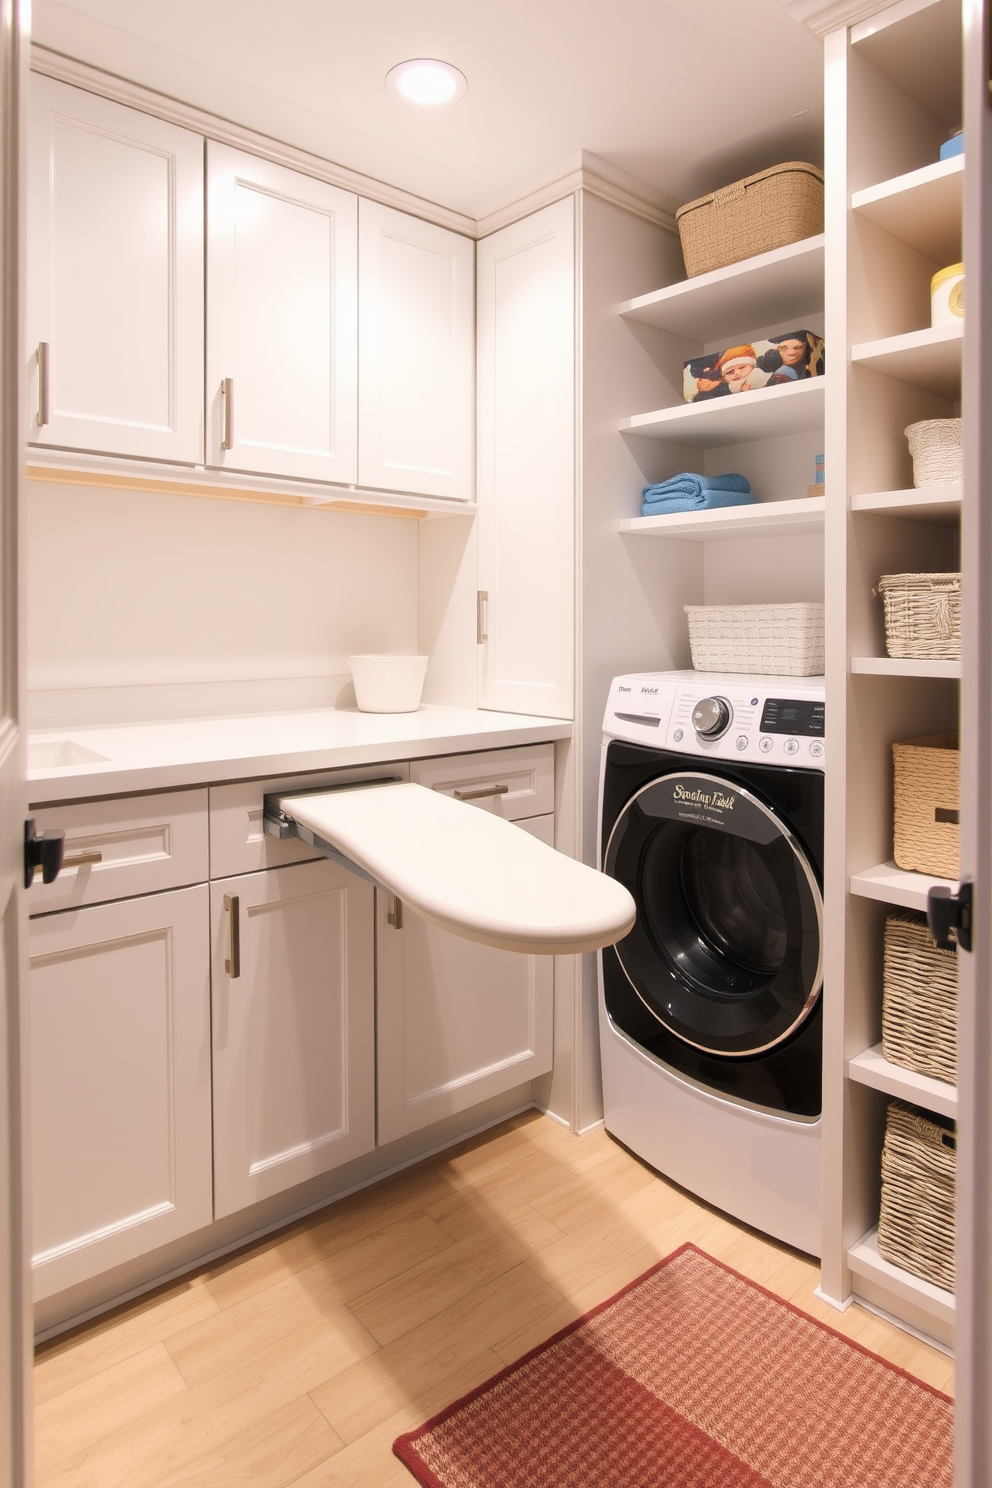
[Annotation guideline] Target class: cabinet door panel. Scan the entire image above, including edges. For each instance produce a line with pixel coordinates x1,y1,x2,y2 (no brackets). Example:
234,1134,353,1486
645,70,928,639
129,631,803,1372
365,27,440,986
211,860,374,1217
477,198,575,717
29,886,212,1300
206,144,358,482
358,201,473,500
376,815,554,1145
28,76,204,462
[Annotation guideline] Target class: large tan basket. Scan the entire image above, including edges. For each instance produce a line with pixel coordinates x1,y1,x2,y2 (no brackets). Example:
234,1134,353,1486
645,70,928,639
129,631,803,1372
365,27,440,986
892,733,960,879
675,162,824,278
882,913,957,1084
877,1101,956,1292
684,602,824,676
878,572,961,660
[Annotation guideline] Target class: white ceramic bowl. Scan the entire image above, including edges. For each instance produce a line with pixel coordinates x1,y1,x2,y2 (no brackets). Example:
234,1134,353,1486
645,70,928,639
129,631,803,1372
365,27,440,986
349,654,429,713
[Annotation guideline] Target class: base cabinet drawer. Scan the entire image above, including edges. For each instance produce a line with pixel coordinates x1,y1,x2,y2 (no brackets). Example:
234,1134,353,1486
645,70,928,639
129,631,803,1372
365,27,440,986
29,886,213,1300
210,859,376,1218
411,745,554,821
376,814,554,1145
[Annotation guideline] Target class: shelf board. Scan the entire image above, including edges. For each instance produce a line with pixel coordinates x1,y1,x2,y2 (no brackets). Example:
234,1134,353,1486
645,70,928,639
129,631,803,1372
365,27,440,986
619,236,824,342
620,377,825,448
851,323,962,400
848,1044,957,1120
848,1228,955,1334
618,496,824,541
852,157,963,264
851,656,961,678
850,861,957,912
852,485,961,523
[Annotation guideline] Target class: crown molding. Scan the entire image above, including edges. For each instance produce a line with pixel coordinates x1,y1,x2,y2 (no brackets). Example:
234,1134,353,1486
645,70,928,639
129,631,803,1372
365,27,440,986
32,46,678,242
30,45,478,237
784,0,896,36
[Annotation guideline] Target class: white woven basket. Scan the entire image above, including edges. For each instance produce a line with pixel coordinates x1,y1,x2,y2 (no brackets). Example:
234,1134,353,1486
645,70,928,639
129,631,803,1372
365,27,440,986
877,572,961,660
905,419,963,488
684,602,824,676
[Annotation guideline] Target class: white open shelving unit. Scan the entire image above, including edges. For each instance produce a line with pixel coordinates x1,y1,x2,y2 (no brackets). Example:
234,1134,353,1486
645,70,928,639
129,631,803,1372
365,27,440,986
619,495,824,541
821,0,963,1353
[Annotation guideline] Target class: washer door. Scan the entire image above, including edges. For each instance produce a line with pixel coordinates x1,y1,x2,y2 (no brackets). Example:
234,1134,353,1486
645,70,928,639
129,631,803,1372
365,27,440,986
603,770,822,1057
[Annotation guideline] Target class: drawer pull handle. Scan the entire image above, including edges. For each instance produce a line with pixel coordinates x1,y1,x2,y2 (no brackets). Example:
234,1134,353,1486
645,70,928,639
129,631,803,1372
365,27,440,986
62,849,102,870
453,784,510,802
387,894,403,930
224,893,241,978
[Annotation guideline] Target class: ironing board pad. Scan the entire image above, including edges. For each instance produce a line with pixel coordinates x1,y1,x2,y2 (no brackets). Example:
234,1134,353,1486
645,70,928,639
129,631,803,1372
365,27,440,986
271,781,635,955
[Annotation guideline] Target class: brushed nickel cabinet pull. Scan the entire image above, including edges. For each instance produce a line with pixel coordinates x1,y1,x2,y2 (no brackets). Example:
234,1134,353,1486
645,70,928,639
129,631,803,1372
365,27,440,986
453,784,510,802
38,342,50,427
62,849,102,869
476,590,488,645
221,377,234,450
387,894,403,930
224,893,241,977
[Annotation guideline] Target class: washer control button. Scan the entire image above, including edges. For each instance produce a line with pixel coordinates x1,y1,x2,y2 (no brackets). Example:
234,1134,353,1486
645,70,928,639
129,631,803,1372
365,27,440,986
784,737,800,756
809,740,824,758
759,736,774,754
673,728,684,743
692,696,733,739
735,735,748,751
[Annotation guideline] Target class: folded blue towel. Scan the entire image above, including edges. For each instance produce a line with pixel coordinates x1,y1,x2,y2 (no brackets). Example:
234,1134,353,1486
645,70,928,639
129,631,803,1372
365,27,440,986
641,472,754,516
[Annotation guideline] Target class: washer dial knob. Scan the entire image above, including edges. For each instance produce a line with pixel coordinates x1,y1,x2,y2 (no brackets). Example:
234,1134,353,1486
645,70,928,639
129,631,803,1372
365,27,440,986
692,696,732,739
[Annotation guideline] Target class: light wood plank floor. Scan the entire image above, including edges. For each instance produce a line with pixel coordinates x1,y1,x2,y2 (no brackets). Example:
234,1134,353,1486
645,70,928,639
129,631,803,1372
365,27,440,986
34,1111,954,1486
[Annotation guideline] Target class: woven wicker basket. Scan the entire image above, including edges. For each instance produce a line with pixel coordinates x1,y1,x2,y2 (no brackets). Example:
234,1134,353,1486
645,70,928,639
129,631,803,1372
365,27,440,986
882,913,957,1084
675,163,824,279
877,572,961,660
684,602,824,676
905,419,963,488
877,1101,956,1292
892,733,960,879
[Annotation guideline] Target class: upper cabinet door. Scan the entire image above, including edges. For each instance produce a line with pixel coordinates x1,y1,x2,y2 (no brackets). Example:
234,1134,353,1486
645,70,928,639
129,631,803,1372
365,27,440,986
206,143,358,483
358,201,474,500
476,197,575,718
28,76,205,463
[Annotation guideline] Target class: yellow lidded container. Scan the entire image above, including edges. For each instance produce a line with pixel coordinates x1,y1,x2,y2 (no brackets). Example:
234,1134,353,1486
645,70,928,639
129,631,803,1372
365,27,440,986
931,263,964,326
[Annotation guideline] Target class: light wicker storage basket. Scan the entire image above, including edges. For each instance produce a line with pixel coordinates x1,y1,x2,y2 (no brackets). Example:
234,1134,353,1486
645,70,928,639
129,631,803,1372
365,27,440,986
684,602,824,676
877,572,961,660
905,418,963,488
882,913,957,1084
675,162,824,278
877,1100,956,1293
892,733,960,879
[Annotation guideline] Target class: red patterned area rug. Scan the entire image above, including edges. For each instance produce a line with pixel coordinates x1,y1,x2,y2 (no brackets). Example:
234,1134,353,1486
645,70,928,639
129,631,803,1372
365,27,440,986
393,1242,953,1488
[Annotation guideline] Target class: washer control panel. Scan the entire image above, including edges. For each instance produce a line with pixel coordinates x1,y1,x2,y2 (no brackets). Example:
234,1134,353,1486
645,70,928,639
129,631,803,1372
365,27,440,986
606,671,825,770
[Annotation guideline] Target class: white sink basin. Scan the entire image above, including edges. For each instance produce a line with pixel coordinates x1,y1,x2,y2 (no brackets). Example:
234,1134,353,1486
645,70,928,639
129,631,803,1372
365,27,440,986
28,739,110,770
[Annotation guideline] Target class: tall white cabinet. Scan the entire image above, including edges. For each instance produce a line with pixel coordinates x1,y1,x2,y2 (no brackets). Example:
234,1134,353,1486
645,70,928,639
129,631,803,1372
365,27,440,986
476,198,576,719
205,144,359,484
27,75,204,463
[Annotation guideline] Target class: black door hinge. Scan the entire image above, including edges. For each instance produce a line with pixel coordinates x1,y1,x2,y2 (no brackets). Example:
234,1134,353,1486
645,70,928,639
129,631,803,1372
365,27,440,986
927,880,972,952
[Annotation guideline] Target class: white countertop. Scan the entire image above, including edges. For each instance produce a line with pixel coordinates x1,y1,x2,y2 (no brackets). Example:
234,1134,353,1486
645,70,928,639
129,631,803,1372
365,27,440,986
28,705,572,804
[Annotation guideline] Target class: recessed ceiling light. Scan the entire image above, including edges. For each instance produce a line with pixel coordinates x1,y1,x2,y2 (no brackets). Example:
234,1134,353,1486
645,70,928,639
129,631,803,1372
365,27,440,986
385,59,467,108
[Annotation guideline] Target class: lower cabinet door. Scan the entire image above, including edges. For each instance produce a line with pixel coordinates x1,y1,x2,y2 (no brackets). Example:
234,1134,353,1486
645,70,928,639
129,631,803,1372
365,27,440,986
376,815,555,1145
211,859,375,1218
29,885,213,1300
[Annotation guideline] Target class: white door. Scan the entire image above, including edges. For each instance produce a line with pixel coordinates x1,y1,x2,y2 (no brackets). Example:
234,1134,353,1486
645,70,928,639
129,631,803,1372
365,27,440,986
476,196,575,718
376,815,554,1145
211,859,374,1218
27,75,204,463
358,200,473,500
1,6,29,1478
28,887,213,1299
206,143,358,483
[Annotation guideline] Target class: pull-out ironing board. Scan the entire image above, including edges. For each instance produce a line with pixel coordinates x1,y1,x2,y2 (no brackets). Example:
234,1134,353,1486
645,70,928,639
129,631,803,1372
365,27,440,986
265,780,635,955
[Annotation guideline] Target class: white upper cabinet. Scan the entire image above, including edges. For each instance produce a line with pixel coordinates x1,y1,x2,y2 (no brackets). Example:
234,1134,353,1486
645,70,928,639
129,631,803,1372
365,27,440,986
476,197,575,718
27,75,205,463
206,143,358,483
358,200,474,500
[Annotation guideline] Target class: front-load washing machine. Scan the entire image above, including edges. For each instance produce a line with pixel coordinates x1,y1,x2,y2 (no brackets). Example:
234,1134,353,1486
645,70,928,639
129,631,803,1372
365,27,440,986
598,670,824,1256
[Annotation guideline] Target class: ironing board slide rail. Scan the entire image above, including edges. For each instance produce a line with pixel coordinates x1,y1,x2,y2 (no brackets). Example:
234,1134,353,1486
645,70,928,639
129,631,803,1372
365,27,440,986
262,778,402,890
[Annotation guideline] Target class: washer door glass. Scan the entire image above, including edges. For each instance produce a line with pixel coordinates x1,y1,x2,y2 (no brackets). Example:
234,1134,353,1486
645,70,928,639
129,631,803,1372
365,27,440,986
603,771,822,1057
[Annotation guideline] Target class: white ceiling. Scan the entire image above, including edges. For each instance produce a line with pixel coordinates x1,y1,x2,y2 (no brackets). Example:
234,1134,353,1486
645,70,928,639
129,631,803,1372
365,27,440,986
33,0,825,220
